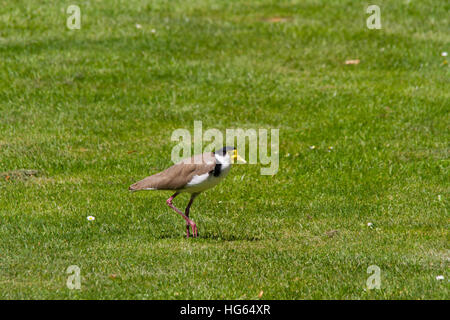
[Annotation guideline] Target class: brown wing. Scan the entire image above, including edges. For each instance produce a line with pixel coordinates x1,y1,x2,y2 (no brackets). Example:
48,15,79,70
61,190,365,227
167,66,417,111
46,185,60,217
129,152,216,191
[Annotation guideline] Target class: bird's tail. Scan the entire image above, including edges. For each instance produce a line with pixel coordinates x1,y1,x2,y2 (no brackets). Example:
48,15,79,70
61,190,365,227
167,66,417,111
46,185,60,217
128,182,141,192
128,183,156,192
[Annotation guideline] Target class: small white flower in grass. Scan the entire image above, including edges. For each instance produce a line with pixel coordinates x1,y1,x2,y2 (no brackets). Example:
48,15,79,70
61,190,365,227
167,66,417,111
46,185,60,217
441,52,448,57
151,29,156,34
367,222,373,228
436,275,444,280
87,216,95,221
438,195,441,201
135,24,142,29
309,145,316,150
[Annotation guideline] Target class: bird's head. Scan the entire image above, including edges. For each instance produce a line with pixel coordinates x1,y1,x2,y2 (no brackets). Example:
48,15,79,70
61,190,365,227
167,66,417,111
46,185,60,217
215,146,246,164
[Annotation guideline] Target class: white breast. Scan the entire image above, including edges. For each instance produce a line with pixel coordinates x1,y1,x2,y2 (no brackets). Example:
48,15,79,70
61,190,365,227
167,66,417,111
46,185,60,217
183,155,231,193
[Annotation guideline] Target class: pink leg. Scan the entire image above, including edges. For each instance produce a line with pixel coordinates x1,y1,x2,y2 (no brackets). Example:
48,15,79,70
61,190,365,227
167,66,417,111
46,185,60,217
166,192,198,238
184,193,199,238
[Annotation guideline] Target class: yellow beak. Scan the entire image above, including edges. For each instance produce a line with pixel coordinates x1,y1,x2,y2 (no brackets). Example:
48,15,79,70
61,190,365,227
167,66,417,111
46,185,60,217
231,150,247,164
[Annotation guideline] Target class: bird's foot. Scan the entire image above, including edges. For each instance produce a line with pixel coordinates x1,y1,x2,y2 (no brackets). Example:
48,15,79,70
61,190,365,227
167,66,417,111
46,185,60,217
186,220,198,238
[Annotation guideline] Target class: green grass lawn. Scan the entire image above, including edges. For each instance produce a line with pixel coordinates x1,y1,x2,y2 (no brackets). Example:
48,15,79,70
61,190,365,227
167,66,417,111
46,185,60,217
0,0,448,299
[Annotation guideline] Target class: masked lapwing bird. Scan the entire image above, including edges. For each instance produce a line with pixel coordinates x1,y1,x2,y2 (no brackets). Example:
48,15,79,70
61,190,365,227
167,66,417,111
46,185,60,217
129,146,246,238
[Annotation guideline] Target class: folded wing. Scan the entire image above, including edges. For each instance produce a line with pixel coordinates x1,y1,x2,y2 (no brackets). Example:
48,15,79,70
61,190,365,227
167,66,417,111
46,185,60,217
129,152,216,191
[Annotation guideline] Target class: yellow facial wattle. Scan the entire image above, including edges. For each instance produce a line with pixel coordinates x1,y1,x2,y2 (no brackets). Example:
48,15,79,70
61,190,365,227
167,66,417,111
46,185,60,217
231,149,247,163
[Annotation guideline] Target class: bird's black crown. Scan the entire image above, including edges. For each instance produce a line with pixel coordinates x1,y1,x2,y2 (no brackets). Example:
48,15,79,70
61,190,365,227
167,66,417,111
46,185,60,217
215,146,236,156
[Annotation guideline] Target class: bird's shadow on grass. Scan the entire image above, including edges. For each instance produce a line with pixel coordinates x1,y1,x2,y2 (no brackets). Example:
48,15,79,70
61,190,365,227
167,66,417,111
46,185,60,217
156,232,264,242
199,232,264,242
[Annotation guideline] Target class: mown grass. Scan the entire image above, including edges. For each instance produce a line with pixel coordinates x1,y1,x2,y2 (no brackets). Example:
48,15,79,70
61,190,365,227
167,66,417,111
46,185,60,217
0,0,448,299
